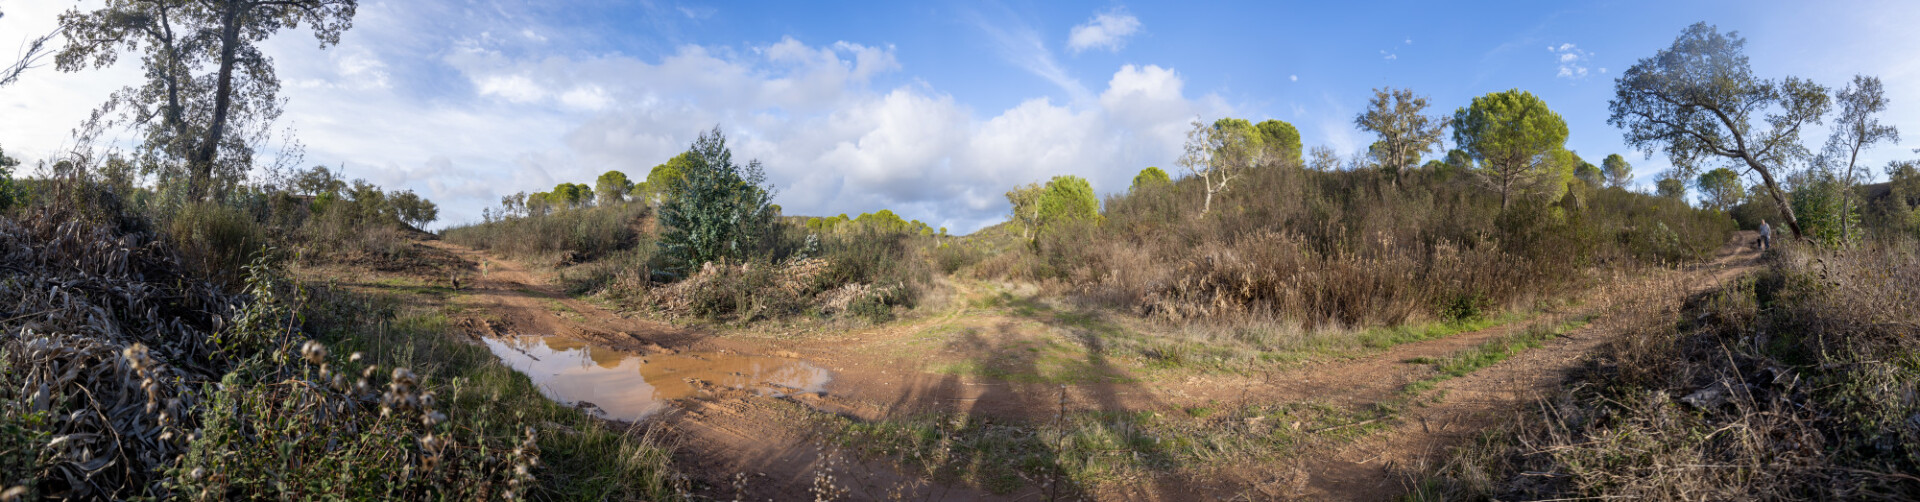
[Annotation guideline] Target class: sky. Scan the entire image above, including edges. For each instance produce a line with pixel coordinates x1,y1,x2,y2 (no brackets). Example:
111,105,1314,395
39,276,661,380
3,0,1920,232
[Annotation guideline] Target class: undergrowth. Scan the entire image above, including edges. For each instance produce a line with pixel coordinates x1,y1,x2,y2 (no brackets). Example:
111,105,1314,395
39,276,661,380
1412,238,1920,500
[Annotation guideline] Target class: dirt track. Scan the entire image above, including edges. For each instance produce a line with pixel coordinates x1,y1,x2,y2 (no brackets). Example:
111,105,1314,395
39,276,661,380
405,233,1761,500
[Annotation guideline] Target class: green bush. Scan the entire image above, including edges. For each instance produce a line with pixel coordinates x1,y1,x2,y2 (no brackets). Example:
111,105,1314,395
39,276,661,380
654,128,777,278
167,201,270,287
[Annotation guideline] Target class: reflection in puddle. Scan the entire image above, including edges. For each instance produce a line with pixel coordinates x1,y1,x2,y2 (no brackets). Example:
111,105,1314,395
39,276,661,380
482,335,832,421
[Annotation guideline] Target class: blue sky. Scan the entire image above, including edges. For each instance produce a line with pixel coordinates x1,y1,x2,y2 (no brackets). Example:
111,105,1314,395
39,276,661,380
3,0,1919,232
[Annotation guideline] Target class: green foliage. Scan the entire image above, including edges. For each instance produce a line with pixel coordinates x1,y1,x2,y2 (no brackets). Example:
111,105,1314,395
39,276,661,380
167,201,270,287
641,153,692,204
0,145,20,211
655,127,777,278
1695,167,1744,211
1791,170,1860,247
1355,87,1448,181
1609,22,1832,238
1453,89,1573,209
594,170,633,207
1130,167,1171,191
1254,119,1304,166
1602,153,1634,188
1574,161,1603,188
1037,175,1101,230
1656,171,1689,199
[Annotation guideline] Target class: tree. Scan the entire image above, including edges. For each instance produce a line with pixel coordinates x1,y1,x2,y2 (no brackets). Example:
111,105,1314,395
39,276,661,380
1005,182,1043,240
1453,89,1573,210
1179,118,1261,216
1037,175,1100,228
1695,168,1744,211
1601,154,1634,188
389,189,438,229
1609,22,1831,240
1130,166,1171,191
292,165,346,196
1308,145,1341,172
1656,171,1688,199
0,10,54,87
57,0,359,202
1254,119,1304,166
642,153,692,205
1355,87,1447,185
550,183,591,209
656,127,776,277
1574,161,1602,188
1819,75,1898,243
595,170,634,206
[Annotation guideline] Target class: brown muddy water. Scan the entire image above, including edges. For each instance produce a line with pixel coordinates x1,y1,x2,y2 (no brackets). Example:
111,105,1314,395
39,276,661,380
482,334,832,421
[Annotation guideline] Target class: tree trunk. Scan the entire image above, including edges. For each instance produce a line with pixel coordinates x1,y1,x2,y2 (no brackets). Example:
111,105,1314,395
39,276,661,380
190,5,246,201
1742,155,1807,240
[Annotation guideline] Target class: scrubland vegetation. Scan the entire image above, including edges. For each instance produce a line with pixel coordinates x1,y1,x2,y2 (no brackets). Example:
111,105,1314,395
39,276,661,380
4,1,1918,498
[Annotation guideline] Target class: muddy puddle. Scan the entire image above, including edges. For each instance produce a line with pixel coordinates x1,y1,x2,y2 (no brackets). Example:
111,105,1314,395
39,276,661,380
481,334,832,421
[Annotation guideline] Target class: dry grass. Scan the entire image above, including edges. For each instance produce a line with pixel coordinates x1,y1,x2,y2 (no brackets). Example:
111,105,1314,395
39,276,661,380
1413,238,1920,500
971,165,1732,333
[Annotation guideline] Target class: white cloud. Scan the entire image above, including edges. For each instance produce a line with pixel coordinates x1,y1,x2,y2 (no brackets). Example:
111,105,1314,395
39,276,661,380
1381,50,1398,61
1066,8,1141,54
1290,74,1299,82
0,2,1223,233
1550,43,1592,79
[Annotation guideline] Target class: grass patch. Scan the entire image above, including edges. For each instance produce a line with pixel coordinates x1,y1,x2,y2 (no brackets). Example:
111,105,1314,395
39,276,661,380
809,399,1384,496
1399,315,1595,397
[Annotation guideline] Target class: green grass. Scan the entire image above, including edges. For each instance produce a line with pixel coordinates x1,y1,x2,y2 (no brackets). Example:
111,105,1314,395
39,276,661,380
809,399,1386,496
1398,315,1596,397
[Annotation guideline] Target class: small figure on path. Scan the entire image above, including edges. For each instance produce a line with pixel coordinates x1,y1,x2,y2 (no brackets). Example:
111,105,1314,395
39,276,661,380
1758,219,1772,251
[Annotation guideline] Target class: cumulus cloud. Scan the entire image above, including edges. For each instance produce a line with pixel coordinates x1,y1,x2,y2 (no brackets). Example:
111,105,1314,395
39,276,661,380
1,1,1222,232
1066,8,1141,54
1550,43,1593,79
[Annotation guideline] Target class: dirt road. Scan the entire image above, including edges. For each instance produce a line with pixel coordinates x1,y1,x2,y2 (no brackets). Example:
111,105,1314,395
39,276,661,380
408,232,1761,500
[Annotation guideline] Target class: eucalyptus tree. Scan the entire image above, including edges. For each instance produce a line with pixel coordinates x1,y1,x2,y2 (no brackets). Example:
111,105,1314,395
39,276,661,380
1608,22,1830,239
56,0,359,201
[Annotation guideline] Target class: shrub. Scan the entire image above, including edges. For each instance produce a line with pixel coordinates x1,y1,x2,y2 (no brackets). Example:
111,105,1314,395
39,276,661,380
654,127,777,279
167,201,270,287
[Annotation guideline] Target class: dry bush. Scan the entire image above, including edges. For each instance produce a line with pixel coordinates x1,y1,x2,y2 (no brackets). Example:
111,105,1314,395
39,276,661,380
442,203,651,264
1417,238,1920,500
977,165,1727,331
